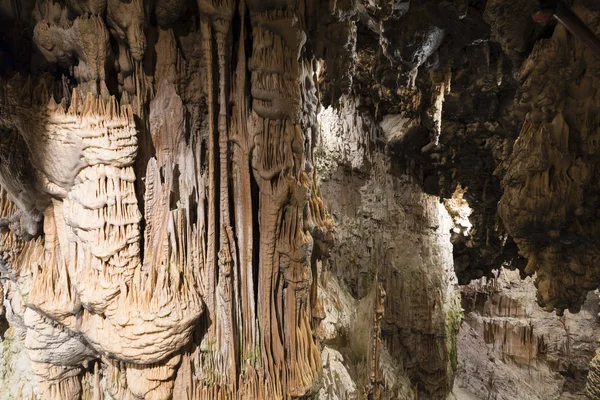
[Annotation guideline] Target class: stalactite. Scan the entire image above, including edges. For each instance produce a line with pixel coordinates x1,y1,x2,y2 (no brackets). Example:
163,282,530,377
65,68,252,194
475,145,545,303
199,18,217,341
230,0,259,380
0,0,335,398
499,9,600,315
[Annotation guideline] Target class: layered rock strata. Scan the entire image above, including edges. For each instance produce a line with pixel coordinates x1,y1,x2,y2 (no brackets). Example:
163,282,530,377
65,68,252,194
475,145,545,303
456,269,600,400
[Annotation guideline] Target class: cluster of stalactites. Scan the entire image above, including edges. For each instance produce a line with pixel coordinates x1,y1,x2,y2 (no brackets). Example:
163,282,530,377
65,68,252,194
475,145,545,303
499,10,600,315
0,85,205,399
0,0,338,397
169,0,335,398
247,4,327,399
31,0,147,94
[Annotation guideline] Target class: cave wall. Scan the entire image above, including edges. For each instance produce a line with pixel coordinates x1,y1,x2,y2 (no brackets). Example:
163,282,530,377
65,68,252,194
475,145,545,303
0,0,464,397
316,97,462,399
0,76,464,400
2,0,600,399
456,269,600,400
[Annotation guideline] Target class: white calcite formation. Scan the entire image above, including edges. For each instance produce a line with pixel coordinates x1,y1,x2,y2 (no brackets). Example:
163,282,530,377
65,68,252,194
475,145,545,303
4,0,600,399
0,81,204,399
0,0,335,398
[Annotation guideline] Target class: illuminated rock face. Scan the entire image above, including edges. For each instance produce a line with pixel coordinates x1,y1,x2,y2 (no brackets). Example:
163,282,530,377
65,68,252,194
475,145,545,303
0,0,334,398
4,0,600,399
0,83,204,399
456,270,600,399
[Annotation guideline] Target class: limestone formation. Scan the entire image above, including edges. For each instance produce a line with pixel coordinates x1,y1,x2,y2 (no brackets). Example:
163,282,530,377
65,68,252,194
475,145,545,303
457,269,600,399
3,0,600,399
1,0,334,398
499,4,600,315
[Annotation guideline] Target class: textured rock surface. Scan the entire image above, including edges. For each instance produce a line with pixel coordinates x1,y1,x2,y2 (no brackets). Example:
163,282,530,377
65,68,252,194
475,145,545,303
317,97,461,399
456,269,600,400
499,4,600,315
3,0,600,399
0,326,37,399
0,0,334,398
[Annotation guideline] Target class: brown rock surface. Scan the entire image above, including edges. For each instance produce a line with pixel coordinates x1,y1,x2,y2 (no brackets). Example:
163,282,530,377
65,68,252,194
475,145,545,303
2,0,600,399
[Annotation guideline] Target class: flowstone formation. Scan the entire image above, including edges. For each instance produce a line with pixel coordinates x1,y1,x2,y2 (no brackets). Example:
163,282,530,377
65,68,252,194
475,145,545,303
5,0,600,399
499,4,600,315
0,0,334,398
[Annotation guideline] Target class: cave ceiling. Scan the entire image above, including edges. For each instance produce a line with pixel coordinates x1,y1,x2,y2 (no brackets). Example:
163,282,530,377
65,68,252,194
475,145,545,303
0,0,599,398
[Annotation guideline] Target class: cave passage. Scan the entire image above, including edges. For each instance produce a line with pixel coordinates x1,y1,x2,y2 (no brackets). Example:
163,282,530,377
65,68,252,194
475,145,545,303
1,1,600,400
